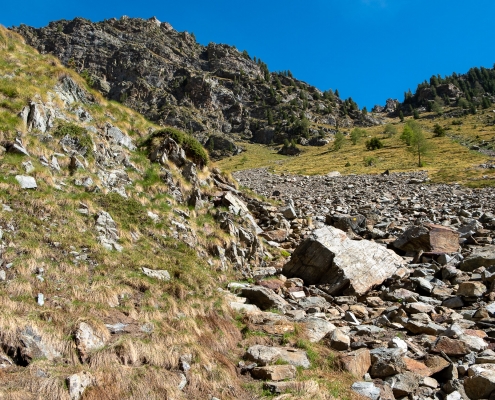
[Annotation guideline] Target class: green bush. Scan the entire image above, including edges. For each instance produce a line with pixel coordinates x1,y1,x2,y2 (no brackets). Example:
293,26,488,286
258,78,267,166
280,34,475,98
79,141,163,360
142,127,209,167
333,131,344,151
365,137,383,150
350,128,365,145
383,124,397,137
433,123,446,137
364,156,377,167
52,122,93,156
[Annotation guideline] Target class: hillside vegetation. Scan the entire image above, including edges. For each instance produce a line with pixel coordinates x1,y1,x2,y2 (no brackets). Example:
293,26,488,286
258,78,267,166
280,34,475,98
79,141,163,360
218,109,495,187
0,26,365,400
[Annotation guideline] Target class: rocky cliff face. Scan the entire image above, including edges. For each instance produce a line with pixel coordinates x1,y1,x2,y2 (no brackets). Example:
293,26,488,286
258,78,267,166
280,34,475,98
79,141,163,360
14,16,381,159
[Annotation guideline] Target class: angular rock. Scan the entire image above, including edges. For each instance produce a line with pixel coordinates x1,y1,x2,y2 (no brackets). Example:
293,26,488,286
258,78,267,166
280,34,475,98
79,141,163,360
432,337,469,356
370,348,406,378
251,365,296,381
351,381,380,400
386,371,421,397
456,281,487,297
15,175,37,189
393,223,459,253
330,328,350,351
464,365,495,400
460,245,495,272
424,355,450,374
142,267,170,281
338,348,371,377
283,226,404,295
244,345,310,369
403,357,432,377
75,322,108,361
301,317,336,343
68,371,95,400
229,302,261,314
12,326,62,365
240,286,289,312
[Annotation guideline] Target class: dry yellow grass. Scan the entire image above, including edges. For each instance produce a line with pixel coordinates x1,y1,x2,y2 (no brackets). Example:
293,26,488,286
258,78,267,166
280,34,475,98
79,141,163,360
217,111,495,187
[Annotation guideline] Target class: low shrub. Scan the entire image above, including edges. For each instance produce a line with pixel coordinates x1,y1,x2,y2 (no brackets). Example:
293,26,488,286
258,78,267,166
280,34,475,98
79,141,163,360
142,127,209,167
365,137,383,150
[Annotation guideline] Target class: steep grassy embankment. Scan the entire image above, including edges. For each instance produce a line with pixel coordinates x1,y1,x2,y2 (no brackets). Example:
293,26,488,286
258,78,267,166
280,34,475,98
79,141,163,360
217,111,495,187
0,26,363,400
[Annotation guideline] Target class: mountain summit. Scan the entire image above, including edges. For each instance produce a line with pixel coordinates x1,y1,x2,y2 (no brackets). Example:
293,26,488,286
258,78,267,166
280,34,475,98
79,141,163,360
14,16,380,159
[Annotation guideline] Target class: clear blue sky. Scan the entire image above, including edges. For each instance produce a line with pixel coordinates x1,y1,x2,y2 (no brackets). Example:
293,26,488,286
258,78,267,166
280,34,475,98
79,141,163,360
3,0,495,109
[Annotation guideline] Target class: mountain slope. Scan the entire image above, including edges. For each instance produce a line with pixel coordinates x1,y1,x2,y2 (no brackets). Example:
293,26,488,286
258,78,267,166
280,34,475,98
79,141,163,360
0,26,364,400
13,16,381,159
374,65,495,117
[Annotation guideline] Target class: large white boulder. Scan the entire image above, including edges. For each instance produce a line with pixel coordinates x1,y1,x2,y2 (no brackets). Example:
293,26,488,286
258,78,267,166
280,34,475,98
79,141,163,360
283,226,404,295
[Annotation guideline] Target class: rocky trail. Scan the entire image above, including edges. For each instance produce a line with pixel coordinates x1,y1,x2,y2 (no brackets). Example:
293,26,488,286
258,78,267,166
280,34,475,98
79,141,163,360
223,167,495,399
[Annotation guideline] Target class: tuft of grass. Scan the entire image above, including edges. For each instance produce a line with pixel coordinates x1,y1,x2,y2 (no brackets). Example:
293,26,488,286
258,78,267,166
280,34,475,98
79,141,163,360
140,127,209,167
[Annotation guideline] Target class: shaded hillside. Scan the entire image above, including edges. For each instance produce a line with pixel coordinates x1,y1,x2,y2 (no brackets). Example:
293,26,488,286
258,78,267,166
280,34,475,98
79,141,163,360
14,16,381,159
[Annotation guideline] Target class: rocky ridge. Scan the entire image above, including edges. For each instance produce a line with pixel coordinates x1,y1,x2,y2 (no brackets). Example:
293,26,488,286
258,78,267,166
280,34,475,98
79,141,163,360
13,16,384,159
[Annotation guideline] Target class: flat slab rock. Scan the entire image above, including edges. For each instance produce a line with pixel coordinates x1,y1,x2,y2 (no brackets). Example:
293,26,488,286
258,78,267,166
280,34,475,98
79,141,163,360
283,226,404,295
142,267,170,281
393,223,459,254
15,175,37,189
245,345,310,369
251,365,296,381
240,286,289,312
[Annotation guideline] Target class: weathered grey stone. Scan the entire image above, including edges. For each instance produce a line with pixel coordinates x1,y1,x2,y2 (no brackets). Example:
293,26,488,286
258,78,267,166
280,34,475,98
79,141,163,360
142,267,170,281
16,326,62,364
106,126,136,150
229,302,261,313
370,348,406,378
351,381,380,400
385,371,421,397
67,371,95,400
442,296,465,308
301,316,336,343
15,175,37,189
75,322,108,361
460,245,495,272
95,211,122,252
245,345,310,368
241,286,289,312
283,226,404,295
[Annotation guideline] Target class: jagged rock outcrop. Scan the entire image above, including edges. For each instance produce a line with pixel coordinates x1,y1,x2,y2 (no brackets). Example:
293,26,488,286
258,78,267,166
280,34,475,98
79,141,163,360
282,226,404,295
14,17,380,158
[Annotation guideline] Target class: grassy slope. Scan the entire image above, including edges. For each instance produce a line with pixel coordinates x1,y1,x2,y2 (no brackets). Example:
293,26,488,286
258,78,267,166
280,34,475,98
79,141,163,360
217,111,495,187
0,27,364,400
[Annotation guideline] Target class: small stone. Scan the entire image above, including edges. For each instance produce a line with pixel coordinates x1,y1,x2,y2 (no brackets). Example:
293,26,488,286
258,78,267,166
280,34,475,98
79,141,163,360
457,281,487,297
67,372,94,400
351,381,380,400
338,348,371,378
330,329,350,351
251,365,296,381
37,293,44,306
142,267,170,281
432,337,470,356
15,175,37,189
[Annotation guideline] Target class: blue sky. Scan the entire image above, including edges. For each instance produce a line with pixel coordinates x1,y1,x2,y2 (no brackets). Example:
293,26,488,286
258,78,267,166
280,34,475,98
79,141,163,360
3,0,495,109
